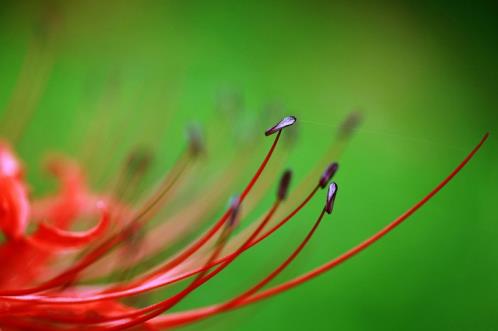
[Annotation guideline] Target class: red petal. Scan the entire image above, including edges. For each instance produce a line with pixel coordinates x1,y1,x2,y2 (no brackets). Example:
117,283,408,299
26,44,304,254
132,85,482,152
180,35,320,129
0,177,29,240
0,141,23,179
29,202,110,250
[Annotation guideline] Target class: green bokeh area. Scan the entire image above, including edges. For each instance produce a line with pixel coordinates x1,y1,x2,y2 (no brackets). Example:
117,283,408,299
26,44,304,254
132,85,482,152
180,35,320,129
0,1,497,330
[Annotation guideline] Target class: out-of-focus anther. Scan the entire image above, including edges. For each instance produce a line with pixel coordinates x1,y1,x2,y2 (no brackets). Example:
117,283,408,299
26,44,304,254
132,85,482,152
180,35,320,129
187,124,205,156
319,162,339,188
338,111,362,139
228,195,241,227
126,148,153,176
277,170,292,201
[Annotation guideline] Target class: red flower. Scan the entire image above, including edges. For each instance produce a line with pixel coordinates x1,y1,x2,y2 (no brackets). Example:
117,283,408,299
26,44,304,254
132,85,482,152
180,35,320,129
0,114,488,330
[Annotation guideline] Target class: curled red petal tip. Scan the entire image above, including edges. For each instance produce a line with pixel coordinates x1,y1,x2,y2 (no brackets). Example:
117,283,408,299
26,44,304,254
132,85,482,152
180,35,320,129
29,201,110,250
325,182,338,214
265,116,297,136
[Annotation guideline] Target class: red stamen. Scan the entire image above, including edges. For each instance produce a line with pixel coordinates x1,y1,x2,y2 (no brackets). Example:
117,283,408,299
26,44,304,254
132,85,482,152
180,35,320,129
148,132,488,329
119,128,283,290
0,119,486,331
0,173,288,327
246,133,489,303
240,130,281,200
0,150,190,296
0,163,325,305
0,127,282,304
76,189,283,329
0,172,316,305
221,209,328,310
152,204,329,329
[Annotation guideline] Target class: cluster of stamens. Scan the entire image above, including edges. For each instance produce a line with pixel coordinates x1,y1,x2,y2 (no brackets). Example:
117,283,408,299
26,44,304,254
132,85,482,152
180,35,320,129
0,113,488,330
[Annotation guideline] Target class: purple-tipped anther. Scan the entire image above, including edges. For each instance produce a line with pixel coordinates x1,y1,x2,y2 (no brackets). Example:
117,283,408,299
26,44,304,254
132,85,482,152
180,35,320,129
277,170,292,201
265,115,297,136
319,162,339,188
325,182,338,214
228,195,241,227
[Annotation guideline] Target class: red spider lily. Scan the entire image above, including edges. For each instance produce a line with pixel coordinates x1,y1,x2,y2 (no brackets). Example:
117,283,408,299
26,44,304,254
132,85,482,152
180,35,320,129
0,108,489,330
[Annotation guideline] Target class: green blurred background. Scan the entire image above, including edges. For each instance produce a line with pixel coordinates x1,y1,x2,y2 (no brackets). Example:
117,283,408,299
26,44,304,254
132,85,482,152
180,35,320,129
0,1,497,330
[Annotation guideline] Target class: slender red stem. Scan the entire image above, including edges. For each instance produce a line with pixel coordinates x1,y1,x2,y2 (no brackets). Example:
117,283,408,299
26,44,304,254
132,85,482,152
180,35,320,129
246,133,490,303
151,132,489,329
111,131,282,291
70,202,282,329
0,184,318,305
1,131,487,330
0,132,285,329
39,200,280,331
241,131,281,200
53,202,281,326
222,208,327,309
153,208,327,329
